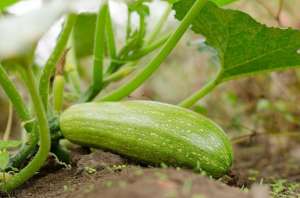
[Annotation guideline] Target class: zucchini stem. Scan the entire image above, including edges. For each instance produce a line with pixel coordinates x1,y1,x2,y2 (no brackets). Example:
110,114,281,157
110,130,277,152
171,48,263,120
1,65,50,192
65,31,81,95
98,0,208,102
106,5,117,61
126,34,170,61
0,64,38,168
0,64,32,132
80,2,108,102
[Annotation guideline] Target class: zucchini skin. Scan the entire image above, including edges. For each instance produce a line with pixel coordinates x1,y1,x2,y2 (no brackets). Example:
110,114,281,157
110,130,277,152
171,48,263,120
60,101,233,177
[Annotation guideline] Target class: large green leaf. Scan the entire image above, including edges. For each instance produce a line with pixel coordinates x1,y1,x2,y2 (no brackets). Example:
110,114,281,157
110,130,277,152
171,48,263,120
0,0,19,11
173,1,300,82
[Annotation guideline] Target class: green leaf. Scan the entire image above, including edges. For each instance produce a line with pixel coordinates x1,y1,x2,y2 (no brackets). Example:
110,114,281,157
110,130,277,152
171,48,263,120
173,1,300,82
0,150,9,170
0,0,19,11
73,13,97,58
0,140,21,150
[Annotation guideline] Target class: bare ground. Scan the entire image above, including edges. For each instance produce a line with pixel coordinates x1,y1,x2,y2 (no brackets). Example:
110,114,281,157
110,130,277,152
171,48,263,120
1,136,299,198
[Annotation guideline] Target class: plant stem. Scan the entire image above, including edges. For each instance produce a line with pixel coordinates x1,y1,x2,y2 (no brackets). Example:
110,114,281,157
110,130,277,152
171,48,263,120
179,70,222,108
96,4,171,97
92,1,108,93
106,5,171,77
3,61,41,168
104,65,136,83
98,0,208,102
9,126,38,168
106,3,171,74
39,14,77,111
147,3,172,44
137,13,146,46
126,7,132,40
106,5,117,60
66,31,81,95
0,64,32,132
1,65,50,192
83,48,163,102
3,102,13,141
80,2,108,103
105,10,146,76
104,33,169,75
127,34,170,61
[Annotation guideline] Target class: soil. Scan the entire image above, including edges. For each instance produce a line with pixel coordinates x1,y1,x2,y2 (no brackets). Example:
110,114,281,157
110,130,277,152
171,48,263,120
1,136,300,198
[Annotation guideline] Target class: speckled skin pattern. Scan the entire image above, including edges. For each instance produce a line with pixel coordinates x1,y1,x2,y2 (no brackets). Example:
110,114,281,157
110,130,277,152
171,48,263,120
60,101,233,177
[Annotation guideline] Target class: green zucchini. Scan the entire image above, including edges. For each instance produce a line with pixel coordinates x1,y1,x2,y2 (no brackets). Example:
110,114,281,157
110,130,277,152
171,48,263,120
60,101,233,177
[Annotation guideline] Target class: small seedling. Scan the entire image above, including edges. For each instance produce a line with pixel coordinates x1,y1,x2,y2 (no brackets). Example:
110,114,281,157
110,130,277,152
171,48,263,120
111,164,127,171
84,167,97,174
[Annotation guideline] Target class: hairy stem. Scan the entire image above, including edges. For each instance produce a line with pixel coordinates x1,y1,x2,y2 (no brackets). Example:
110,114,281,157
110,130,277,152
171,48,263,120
1,65,50,192
39,14,77,111
98,0,208,102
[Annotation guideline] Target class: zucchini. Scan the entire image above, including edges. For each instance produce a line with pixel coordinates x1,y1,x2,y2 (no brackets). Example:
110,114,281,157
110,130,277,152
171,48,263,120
60,101,233,177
